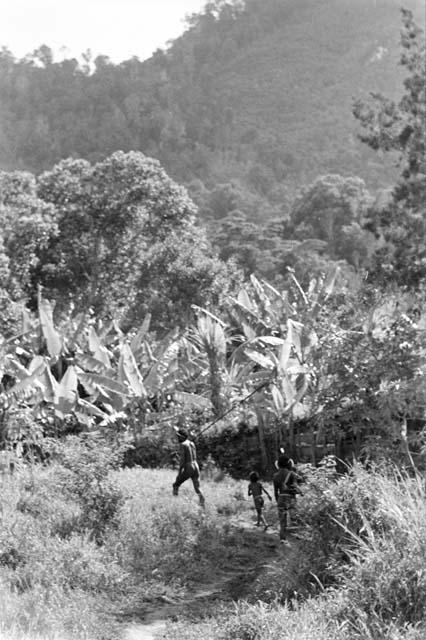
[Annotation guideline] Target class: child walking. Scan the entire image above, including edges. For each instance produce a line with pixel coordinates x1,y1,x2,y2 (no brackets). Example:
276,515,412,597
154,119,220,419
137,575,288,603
273,455,302,544
248,471,272,530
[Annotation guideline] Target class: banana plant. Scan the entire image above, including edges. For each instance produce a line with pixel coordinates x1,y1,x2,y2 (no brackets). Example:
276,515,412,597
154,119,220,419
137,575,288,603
220,271,341,450
0,293,215,441
190,314,228,417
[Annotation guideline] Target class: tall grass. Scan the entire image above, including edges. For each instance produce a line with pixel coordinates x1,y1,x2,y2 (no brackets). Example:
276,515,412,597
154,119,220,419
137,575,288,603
166,465,426,640
110,467,250,585
0,451,251,640
1,450,424,640
0,462,125,640
334,469,426,638
165,599,339,640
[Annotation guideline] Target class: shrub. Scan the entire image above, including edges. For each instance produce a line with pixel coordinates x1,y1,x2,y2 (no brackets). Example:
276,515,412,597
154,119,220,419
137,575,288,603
0,467,125,640
289,463,386,587
50,436,126,541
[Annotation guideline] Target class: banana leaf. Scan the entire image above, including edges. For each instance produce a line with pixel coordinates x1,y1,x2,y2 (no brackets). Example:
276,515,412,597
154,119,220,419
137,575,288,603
28,355,46,374
245,349,277,370
270,383,285,414
287,319,304,361
77,398,109,418
3,363,46,403
130,313,151,356
88,327,111,367
119,343,146,397
40,366,58,403
54,365,78,418
38,294,62,358
75,353,115,377
78,372,129,397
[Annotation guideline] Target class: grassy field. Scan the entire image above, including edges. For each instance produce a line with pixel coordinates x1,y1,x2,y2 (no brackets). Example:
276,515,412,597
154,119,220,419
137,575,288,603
0,441,425,640
0,450,261,640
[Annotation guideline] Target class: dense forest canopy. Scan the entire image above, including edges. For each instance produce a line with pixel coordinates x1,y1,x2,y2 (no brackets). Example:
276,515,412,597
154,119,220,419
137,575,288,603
0,0,422,187
0,0,423,284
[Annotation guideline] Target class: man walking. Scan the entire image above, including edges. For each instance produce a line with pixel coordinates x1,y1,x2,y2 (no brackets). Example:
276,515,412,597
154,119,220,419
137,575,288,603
172,426,205,507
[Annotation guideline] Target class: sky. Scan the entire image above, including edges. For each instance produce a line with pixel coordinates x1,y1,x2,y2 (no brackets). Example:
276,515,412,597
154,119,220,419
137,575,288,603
0,0,208,63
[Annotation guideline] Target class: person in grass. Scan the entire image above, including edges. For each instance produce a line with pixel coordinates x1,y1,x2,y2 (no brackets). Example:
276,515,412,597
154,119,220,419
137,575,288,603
273,455,302,544
172,425,205,507
248,471,272,530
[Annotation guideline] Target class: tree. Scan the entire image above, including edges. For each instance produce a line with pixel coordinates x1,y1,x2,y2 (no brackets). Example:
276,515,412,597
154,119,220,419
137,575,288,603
126,226,241,331
205,182,247,219
0,170,57,300
32,151,206,323
353,10,426,287
290,174,374,264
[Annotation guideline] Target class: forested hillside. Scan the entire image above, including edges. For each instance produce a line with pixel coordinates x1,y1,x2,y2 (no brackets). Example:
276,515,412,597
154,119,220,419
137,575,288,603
0,0,422,202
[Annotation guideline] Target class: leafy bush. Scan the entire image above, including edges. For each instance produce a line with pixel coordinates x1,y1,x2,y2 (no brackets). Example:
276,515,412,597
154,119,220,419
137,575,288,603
252,462,426,619
290,463,385,586
50,436,126,541
0,467,125,640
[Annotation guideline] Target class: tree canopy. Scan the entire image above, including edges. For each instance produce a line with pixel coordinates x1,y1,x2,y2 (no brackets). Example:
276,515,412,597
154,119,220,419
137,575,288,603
1,151,238,331
353,9,426,288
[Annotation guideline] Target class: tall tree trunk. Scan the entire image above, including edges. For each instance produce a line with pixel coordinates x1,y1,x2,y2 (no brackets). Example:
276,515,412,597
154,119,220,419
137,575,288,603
256,409,268,472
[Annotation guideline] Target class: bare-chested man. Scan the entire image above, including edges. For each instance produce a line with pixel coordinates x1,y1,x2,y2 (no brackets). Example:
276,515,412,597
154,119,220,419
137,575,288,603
172,427,205,507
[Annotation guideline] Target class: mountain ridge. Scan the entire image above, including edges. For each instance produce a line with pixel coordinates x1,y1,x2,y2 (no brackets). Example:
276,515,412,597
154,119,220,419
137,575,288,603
0,0,423,212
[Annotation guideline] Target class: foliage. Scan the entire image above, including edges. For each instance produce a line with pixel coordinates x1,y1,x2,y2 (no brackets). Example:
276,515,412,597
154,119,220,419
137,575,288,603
168,464,426,640
353,10,426,288
129,225,241,331
314,287,426,461
33,150,228,324
0,0,420,225
0,170,57,301
0,463,251,639
290,174,375,267
0,152,236,330
49,436,125,541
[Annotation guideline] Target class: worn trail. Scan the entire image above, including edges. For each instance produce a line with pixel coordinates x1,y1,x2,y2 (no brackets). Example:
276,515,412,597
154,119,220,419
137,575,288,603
122,516,297,640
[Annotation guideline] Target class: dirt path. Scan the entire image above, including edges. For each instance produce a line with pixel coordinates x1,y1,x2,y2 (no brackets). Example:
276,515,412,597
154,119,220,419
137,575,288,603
122,516,298,640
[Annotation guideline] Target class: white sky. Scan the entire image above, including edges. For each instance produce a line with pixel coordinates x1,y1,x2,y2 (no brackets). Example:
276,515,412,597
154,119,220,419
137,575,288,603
0,0,208,62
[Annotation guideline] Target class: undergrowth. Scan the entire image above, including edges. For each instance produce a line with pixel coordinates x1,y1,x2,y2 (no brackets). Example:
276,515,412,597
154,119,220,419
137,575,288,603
167,464,426,640
0,439,424,640
0,438,250,639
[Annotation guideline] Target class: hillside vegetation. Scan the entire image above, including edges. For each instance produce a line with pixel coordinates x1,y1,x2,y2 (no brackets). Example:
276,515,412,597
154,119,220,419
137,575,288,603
0,0,424,286
0,0,423,200
0,3,425,638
